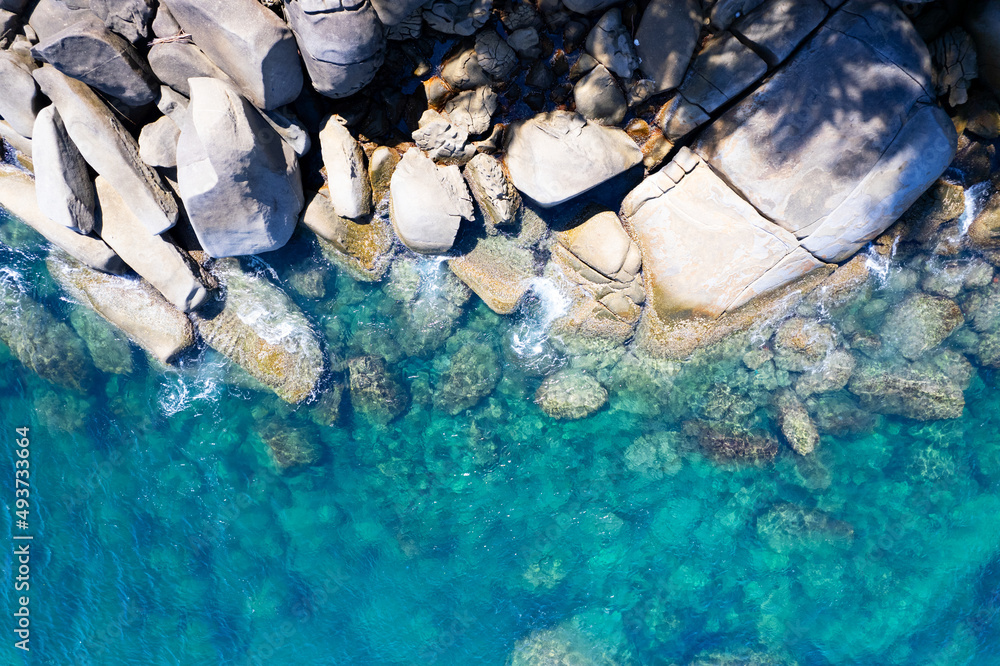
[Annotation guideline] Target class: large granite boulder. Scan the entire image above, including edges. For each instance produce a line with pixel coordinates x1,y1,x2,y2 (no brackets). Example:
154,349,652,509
89,0,156,43
503,111,642,207
635,0,701,93
585,8,638,79
462,152,520,233
32,105,97,234
175,77,304,257
622,147,826,320
0,167,125,274
370,0,429,25
389,147,473,254
192,258,324,403
147,41,233,98
695,0,957,263
31,13,158,107
32,66,179,234
285,0,385,99
318,114,371,220
26,0,93,42
93,176,210,312
48,252,196,364
160,0,302,110
448,233,537,314
0,50,43,138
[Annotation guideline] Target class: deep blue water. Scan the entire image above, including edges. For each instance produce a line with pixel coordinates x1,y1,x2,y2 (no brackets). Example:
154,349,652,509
3,199,1000,666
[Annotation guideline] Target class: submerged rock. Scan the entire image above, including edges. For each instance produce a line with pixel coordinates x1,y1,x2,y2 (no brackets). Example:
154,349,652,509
687,421,779,464
68,304,133,375
348,354,408,422
432,337,500,414
192,258,324,403
774,390,819,455
0,270,94,390
848,354,970,420
48,252,195,364
881,293,963,360
303,188,395,282
256,422,320,470
535,368,607,420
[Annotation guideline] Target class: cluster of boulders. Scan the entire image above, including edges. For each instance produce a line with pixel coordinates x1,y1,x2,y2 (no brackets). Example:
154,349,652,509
0,0,997,433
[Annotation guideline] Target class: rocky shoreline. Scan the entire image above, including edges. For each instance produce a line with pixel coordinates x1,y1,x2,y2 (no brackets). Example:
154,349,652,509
0,0,999,466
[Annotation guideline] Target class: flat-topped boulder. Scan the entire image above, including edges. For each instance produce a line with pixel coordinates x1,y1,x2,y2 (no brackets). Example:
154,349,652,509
93,176,209,312
192,258,324,404
635,0,701,93
47,252,196,364
32,65,179,234
160,0,303,110
622,148,826,320
503,111,642,207
389,147,473,254
175,77,304,257
147,41,233,98
0,167,124,274
31,14,158,107
285,0,385,99
695,0,956,262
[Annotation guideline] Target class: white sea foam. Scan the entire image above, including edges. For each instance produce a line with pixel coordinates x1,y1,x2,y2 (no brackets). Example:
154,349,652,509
959,180,992,234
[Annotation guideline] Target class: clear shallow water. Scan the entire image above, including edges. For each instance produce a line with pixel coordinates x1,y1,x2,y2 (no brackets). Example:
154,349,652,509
3,206,1000,665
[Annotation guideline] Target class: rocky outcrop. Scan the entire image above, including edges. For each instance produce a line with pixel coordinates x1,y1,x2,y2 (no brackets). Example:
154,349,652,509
32,105,96,234
504,111,642,207
192,258,324,403
389,148,473,254
573,64,626,126
147,41,232,98
848,351,972,421
774,390,819,455
33,65,179,235
93,176,210,313
548,208,644,343
175,77,304,257
585,8,637,78
285,0,385,99
695,0,957,263
47,252,195,364
160,0,302,110
0,167,125,274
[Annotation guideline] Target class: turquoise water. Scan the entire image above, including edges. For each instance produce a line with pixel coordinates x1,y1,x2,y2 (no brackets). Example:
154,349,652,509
4,203,1000,665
